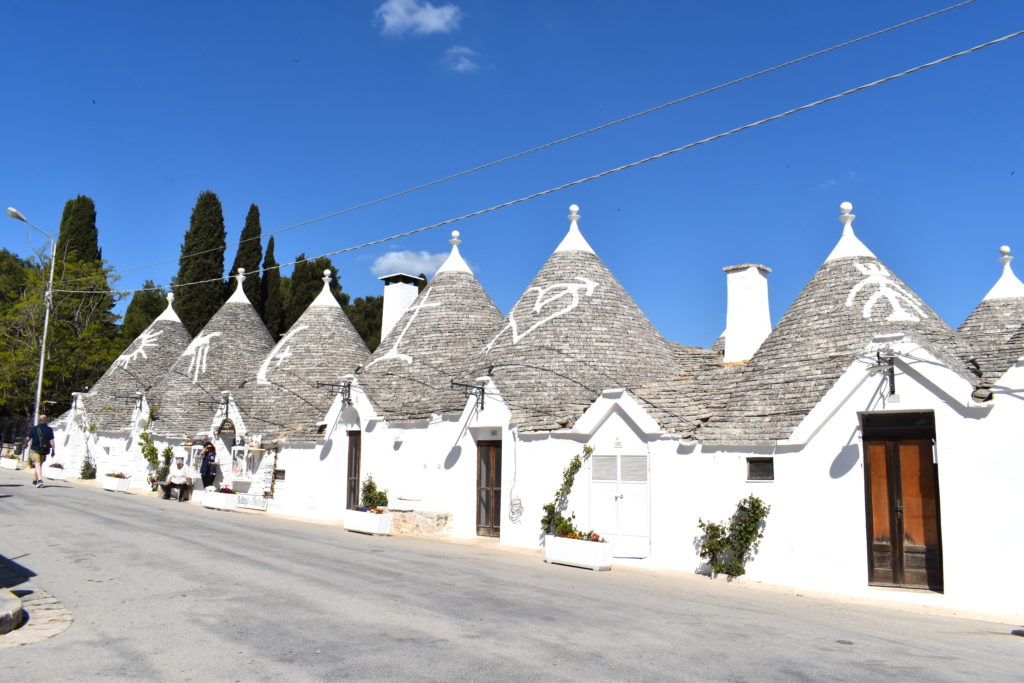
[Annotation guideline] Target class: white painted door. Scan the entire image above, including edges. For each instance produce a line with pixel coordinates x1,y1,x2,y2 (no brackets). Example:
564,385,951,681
590,454,650,558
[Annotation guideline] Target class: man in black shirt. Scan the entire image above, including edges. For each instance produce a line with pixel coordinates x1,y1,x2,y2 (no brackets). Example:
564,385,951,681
25,414,55,488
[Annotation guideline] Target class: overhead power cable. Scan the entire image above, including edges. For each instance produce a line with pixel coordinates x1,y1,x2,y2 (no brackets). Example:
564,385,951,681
56,28,1024,297
78,0,979,283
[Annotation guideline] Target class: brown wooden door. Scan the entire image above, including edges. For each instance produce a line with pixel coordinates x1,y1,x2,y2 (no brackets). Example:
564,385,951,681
864,437,943,590
346,431,361,510
477,441,502,537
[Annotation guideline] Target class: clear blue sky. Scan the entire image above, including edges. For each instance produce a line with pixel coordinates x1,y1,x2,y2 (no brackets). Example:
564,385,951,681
2,1,1022,348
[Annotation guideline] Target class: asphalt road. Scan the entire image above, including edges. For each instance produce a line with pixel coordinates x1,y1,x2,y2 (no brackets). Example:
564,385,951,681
0,468,1020,681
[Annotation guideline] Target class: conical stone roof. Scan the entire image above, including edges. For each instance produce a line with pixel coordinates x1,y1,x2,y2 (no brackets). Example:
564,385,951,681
358,231,504,422
151,272,275,438
957,246,1024,386
74,293,192,433
482,205,680,432
236,270,370,440
701,203,980,446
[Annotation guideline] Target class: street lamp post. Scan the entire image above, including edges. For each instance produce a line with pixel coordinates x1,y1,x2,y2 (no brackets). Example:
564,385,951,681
6,207,56,427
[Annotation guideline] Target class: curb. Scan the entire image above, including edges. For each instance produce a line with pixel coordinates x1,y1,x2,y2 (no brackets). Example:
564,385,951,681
0,589,25,635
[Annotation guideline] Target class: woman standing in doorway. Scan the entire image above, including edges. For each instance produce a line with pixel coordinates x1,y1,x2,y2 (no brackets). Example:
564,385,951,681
199,442,219,488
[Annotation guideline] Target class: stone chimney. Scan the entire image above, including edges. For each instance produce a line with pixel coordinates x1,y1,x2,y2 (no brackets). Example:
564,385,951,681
378,273,424,342
722,264,772,364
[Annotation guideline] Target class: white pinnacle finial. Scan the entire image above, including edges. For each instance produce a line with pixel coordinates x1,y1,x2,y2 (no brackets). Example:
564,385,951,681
236,267,245,283
984,244,1024,300
166,292,174,305
322,269,332,284
554,203,593,254
825,201,874,262
450,230,461,246
436,229,471,274
226,267,251,303
999,245,1012,265
155,289,182,322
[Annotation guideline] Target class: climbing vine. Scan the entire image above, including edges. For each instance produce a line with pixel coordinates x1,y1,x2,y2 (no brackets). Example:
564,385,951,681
697,495,771,577
137,422,160,469
541,446,598,538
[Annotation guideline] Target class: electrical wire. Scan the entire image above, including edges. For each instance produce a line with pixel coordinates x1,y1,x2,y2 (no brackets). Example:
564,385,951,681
56,29,1023,297
72,1,980,283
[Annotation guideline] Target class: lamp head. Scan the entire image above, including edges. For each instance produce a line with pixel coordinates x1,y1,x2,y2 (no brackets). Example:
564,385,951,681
6,207,26,222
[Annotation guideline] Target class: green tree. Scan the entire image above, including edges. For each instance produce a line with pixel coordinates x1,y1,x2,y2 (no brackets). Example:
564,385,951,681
0,257,120,418
55,195,102,263
174,191,226,336
259,236,285,338
227,203,263,308
344,295,383,351
120,281,167,342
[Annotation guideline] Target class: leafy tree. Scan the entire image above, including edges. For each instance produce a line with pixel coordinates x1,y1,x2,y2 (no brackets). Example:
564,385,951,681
120,281,167,342
259,236,285,338
344,295,383,351
174,191,226,336
227,204,263,308
55,195,102,263
0,256,120,418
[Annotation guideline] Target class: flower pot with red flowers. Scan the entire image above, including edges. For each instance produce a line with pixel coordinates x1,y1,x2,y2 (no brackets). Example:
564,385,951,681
540,446,614,571
345,476,392,535
202,487,238,511
103,472,131,492
44,462,67,481
0,454,18,470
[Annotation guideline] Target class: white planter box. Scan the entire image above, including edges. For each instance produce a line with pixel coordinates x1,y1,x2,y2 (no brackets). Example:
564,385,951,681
544,535,614,571
102,476,131,492
0,458,17,470
345,509,393,535
44,467,67,481
202,492,238,511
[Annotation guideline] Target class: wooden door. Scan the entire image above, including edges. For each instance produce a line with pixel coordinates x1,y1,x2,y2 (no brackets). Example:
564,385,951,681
864,437,943,590
346,431,361,510
476,441,501,537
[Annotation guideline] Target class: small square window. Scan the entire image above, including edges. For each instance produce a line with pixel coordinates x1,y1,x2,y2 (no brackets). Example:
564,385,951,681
273,469,286,481
747,457,774,481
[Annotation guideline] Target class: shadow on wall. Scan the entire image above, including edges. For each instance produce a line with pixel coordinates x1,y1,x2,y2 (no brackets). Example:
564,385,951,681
830,443,860,479
320,439,333,462
444,445,461,470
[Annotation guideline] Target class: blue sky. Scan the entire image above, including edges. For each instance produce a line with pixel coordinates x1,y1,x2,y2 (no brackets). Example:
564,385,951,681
2,1,1022,347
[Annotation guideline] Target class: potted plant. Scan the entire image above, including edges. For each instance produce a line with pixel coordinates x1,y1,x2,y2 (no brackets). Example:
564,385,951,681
0,451,18,470
102,472,131,492
44,462,67,481
202,486,238,512
345,476,392,535
541,446,613,571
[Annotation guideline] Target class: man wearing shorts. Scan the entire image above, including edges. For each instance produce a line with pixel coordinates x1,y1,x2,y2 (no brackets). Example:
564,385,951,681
25,414,55,488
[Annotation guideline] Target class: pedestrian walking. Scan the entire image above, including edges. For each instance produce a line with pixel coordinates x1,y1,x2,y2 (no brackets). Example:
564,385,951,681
199,442,219,488
25,414,55,488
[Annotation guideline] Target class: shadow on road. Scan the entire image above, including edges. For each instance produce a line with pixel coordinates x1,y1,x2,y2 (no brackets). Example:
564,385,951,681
0,553,37,590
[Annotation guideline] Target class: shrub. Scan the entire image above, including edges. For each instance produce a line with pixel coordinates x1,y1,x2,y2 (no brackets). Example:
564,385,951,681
697,495,771,577
80,457,96,479
360,475,388,509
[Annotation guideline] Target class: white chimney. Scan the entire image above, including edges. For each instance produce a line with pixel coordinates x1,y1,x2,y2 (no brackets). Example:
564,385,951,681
378,273,424,342
722,264,772,364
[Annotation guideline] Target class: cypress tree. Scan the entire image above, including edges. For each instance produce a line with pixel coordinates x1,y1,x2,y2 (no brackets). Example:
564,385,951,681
260,236,285,338
55,195,102,263
227,204,263,308
174,191,227,336
121,281,167,342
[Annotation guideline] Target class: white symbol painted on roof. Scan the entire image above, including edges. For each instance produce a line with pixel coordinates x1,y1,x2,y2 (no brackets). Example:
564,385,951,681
257,325,308,385
484,277,598,351
115,328,164,369
182,331,222,383
846,262,925,322
366,290,440,368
